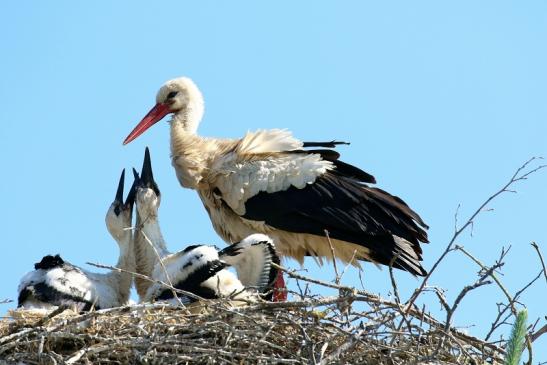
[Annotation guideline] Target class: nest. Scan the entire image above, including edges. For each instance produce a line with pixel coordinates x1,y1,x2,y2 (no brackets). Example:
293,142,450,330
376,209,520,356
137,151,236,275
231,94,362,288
0,287,505,365
3,158,545,364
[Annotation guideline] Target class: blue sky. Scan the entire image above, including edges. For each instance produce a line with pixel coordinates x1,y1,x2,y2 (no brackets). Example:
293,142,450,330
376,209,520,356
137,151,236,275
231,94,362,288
1,1,546,360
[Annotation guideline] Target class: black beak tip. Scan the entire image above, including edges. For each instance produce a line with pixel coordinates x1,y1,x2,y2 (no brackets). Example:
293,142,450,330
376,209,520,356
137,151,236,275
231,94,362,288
124,176,138,209
141,146,156,188
115,169,125,204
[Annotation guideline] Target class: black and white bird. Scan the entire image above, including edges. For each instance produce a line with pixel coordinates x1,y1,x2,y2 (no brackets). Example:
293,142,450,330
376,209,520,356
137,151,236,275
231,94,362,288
132,148,280,304
144,235,279,305
17,170,136,311
123,77,429,277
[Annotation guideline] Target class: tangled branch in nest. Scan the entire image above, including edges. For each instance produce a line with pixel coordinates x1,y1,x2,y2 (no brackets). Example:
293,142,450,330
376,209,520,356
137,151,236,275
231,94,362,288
0,291,505,365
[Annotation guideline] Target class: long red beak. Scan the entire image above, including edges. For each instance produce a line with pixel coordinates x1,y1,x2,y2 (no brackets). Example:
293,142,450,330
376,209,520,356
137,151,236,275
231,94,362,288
123,103,171,145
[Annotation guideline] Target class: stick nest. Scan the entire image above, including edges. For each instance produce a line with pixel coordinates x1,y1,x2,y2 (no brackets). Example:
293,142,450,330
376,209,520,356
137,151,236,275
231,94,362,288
0,292,505,365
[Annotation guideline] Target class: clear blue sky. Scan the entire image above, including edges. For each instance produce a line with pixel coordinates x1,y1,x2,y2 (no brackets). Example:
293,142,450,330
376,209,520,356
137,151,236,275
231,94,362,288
1,1,546,360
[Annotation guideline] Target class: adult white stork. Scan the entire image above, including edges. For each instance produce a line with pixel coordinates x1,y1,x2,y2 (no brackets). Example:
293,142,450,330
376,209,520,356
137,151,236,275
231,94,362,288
17,170,137,311
132,148,281,303
123,77,429,276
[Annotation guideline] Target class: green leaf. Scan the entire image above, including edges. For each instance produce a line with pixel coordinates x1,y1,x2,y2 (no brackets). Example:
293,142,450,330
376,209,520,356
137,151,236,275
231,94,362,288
504,309,528,365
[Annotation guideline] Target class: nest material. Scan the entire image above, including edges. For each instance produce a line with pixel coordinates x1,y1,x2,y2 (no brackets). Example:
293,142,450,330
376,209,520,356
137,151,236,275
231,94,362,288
0,294,505,365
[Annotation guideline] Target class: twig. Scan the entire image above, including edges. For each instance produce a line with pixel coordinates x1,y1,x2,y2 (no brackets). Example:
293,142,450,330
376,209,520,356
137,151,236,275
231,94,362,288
405,157,546,313
318,327,366,365
388,252,413,345
433,288,450,312
456,244,543,362
531,323,547,343
324,230,340,284
66,344,112,364
34,305,70,327
388,253,402,305
86,262,204,302
140,229,185,307
531,242,547,286
272,263,504,355
457,245,515,313
445,279,492,330
338,249,358,283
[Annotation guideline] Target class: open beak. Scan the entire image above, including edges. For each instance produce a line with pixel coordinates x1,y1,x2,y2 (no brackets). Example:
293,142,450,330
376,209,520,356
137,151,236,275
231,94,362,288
132,168,140,182
124,169,139,210
141,147,160,195
113,169,126,216
115,169,125,205
123,103,171,145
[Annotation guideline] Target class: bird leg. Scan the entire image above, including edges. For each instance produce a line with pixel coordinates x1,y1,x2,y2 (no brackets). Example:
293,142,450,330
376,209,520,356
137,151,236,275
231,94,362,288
272,271,287,302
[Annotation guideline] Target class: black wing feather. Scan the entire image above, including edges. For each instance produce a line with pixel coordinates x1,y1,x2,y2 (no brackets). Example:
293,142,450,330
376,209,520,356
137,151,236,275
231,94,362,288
18,282,94,311
302,140,350,148
291,146,376,184
156,260,229,301
241,171,428,276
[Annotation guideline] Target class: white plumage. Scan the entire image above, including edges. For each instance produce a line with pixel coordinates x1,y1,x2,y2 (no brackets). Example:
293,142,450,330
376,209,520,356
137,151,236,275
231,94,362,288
132,148,280,304
219,233,279,291
143,245,245,305
212,145,332,215
17,170,137,311
124,77,430,277
18,262,96,311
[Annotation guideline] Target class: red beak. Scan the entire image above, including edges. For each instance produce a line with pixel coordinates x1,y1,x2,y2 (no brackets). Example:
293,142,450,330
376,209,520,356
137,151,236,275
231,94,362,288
123,103,171,145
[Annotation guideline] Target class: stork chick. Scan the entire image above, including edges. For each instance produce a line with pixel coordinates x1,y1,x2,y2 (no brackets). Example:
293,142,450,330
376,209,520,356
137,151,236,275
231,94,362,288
144,235,278,305
123,77,430,277
133,148,280,303
17,170,136,311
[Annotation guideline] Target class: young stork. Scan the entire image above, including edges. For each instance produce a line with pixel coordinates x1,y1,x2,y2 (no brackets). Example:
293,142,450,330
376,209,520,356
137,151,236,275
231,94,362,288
17,170,136,311
133,148,281,304
144,234,279,305
123,77,429,277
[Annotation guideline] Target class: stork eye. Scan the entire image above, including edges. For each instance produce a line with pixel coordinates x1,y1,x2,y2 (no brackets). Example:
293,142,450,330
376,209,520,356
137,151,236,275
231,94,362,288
166,91,178,99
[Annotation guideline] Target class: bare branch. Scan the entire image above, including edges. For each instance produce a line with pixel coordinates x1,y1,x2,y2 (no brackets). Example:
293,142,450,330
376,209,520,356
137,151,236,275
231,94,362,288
456,245,515,313
531,323,547,343
86,261,204,302
140,229,186,307
531,242,547,286
272,263,504,355
324,230,340,285
445,280,492,330
405,157,546,313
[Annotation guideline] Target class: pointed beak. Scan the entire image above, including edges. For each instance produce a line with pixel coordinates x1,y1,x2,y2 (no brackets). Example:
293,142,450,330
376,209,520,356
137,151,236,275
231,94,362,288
132,167,140,182
140,147,160,195
123,103,171,145
141,147,154,186
124,169,139,210
115,169,125,205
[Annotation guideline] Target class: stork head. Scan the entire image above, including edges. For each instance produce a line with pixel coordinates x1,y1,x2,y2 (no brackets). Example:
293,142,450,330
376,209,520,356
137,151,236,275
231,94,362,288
106,169,136,242
123,77,204,145
134,147,161,219
219,234,281,299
